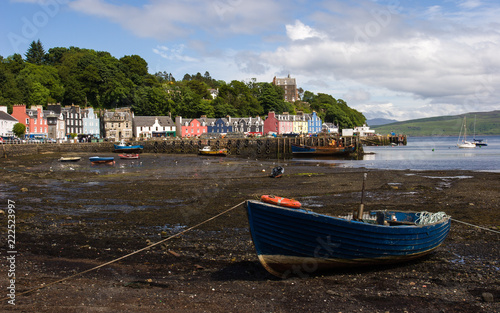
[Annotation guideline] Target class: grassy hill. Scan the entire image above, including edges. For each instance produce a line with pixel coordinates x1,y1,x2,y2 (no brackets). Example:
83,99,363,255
371,110,500,136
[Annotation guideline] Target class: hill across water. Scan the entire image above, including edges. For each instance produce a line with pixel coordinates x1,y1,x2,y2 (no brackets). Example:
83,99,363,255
371,110,500,136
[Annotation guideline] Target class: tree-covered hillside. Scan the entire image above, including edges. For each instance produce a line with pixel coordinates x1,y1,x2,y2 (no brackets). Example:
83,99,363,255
0,40,365,128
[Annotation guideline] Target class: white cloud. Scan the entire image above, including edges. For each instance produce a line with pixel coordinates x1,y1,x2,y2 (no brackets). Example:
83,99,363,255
152,45,198,62
68,0,287,40
459,0,482,9
257,1,500,119
44,0,500,119
286,20,325,41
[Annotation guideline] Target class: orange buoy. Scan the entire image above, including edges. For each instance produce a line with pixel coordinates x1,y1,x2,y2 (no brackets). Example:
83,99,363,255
260,195,301,209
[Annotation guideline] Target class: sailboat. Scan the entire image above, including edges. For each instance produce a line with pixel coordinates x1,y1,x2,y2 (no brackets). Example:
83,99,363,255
457,116,476,148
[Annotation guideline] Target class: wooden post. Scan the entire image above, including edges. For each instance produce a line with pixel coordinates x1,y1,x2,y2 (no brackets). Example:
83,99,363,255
357,173,367,220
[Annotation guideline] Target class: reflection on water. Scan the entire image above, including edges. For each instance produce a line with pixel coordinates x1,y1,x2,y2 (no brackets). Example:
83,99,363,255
294,136,500,172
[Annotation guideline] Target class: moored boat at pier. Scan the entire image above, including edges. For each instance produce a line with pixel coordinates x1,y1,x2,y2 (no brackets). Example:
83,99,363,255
198,146,228,156
113,140,143,153
291,142,355,156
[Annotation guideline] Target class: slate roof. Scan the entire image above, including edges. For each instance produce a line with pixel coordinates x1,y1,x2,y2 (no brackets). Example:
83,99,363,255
0,111,18,122
134,116,174,127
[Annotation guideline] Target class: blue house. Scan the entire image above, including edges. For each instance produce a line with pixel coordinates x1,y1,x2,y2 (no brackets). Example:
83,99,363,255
209,117,232,134
82,107,100,138
307,111,322,134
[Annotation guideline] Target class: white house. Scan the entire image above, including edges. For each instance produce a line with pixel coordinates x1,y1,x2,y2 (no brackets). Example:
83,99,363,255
0,106,18,137
322,122,339,134
82,107,100,138
354,124,376,137
133,116,176,139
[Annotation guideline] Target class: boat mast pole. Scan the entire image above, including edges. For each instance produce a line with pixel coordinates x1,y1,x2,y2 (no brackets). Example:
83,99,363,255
357,173,367,220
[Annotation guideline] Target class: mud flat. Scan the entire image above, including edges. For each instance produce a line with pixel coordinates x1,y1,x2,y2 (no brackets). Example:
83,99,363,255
0,153,499,312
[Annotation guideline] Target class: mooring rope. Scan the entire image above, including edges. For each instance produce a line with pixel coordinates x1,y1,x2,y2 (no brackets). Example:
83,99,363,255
415,211,449,225
1,200,246,301
451,218,500,234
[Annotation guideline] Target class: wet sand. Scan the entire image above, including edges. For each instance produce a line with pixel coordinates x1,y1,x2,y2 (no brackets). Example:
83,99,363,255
0,152,499,312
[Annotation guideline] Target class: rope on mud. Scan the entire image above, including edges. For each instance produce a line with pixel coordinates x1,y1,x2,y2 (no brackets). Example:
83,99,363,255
2,200,246,301
451,218,500,234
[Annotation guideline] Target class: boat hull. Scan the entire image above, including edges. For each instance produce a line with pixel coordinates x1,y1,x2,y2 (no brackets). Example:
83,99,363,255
59,157,81,162
246,200,451,277
457,141,476,148
119,154,140,159
291,143,355,156
199,149,228,156
113,144,143,153
89,156,115,164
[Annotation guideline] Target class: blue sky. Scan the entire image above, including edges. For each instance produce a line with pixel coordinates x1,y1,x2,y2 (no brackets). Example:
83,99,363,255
1,0,499,121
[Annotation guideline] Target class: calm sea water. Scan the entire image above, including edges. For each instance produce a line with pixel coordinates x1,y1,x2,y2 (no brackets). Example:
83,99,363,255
295,136,500,172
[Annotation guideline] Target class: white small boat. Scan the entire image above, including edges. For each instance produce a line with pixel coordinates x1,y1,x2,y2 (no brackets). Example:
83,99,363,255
457,117,476,149
59,157,81,162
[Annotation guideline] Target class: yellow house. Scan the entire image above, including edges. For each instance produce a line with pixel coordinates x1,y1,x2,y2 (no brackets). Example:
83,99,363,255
293,112,308,134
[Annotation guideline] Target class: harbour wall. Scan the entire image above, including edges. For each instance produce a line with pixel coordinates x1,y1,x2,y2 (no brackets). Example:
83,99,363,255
360,135,407,146
2,136,363,159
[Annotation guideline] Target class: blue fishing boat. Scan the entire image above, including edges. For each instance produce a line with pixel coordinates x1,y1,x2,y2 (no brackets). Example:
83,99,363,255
245,200,451,277
89,156,115,164
113,140,143,153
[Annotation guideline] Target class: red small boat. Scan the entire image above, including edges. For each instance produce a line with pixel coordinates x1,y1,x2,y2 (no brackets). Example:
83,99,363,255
260,195,301,209
119,154,140,159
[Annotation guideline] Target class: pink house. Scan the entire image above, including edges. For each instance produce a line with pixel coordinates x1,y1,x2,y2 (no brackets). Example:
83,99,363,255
263,111,293,135
175,117,207,138
277,112,293,134
11,105,48,137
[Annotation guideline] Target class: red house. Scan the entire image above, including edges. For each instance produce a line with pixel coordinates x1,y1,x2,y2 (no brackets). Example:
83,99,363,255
263,111,278,135
175,117,207,138
11,104,48,138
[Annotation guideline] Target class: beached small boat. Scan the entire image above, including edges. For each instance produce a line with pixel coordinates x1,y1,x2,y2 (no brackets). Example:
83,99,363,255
59,157,81,162
113,140,143,153
89,156,115,164
246,199,451,277
198,146,228,156
291,142,355,156
119,154,140,159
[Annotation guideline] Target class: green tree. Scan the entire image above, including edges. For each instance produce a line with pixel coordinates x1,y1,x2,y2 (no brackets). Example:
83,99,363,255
13,123,26,138
25,40,46,65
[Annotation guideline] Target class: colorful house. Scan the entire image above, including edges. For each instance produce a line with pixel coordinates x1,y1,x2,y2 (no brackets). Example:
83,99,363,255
263,111,278,135
307,111,322,134
11,104,48,138
276,112,293,134
82,107,101,138
208,117,232,134
292,112,308,134
175,117,207,138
